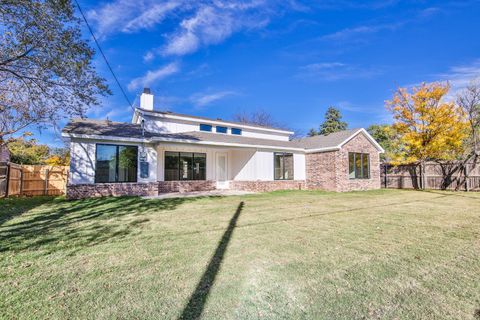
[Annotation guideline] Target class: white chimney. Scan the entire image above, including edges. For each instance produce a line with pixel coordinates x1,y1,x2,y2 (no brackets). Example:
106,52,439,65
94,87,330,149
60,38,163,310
140,88,153,111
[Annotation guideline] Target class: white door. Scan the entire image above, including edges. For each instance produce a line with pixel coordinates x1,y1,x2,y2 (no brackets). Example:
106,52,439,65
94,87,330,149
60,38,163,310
216,153,229,189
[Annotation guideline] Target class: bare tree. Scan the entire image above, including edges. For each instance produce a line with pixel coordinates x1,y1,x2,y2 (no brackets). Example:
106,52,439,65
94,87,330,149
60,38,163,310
457,80,480,156
0,0,110,145
232,110,281,128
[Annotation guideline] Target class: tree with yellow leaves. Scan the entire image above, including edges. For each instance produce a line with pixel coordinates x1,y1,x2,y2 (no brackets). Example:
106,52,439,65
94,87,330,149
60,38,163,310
386,82,469,165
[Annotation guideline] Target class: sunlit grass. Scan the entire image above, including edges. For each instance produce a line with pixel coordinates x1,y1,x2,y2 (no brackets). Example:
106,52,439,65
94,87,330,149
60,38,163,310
1,189,479,319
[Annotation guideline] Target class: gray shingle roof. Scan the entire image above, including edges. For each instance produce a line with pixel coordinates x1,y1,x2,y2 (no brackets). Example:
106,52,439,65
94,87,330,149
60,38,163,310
294,129,362,149
62,119,365,151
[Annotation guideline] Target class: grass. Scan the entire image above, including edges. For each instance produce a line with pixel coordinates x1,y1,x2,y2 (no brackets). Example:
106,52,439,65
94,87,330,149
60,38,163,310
1,189,479,319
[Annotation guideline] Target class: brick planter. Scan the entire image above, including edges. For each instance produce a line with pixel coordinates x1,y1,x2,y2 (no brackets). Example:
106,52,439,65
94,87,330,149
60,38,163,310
230,180,305,192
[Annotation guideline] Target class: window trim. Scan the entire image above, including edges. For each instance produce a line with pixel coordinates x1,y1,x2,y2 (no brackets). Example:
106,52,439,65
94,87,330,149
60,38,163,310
348,152,370,179
164,151,207,181
94,143,138,183
274,152,294,180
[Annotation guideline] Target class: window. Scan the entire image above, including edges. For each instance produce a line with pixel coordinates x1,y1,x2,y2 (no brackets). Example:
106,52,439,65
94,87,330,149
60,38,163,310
200,124,212,132
165,152,206,181
216,126,227,133
95,144,138,183
231,128,242,135
274,152,294,180
348,153,370,179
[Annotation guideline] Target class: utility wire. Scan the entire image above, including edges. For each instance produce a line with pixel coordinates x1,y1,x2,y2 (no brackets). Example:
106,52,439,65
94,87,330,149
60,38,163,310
73,0,134,110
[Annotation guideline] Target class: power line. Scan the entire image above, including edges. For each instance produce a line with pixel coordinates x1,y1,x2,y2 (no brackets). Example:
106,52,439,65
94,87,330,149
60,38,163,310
73,0,134,110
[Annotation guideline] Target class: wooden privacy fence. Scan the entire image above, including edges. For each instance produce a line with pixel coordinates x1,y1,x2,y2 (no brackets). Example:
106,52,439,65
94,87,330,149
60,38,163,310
381,161,480,191
0,163,69,197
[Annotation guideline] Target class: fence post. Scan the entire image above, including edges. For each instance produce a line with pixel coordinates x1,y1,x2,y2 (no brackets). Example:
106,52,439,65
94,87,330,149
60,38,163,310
465,163,469,192
5,163,10,197
384,164,388,188
19,167,24,196
44,168,49,196
421,162,426,190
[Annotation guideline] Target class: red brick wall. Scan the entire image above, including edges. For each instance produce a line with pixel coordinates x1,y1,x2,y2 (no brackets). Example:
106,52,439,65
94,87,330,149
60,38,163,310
67,182,159,200
158,180,216,193
230,180,305,192
305,133,381,192
67,180,216,199
336,133,381,191
305,151,338,191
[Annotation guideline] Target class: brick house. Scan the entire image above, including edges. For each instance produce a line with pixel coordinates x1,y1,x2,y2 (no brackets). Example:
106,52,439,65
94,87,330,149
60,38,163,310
62,89,384,199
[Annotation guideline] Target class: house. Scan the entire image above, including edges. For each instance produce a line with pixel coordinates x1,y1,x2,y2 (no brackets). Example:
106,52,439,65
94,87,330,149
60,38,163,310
62,89,384,199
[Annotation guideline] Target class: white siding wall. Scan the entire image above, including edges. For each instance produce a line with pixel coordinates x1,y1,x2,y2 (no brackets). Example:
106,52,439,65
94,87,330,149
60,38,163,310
141,114,290,141
69,139,157,185
69,139,306,185
294,153,306,180
230,150,305,181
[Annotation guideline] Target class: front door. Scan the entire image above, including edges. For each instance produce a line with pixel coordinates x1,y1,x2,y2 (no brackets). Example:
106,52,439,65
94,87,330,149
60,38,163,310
216,153,228,189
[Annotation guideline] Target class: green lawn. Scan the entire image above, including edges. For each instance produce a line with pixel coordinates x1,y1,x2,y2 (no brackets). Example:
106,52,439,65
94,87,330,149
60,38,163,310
1,190,479,319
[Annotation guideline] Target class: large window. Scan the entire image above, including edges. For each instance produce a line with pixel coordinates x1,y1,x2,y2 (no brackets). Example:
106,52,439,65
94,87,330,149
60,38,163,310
165,152,206,181
95,144,138,183
348,153,370,179
274,152,294,180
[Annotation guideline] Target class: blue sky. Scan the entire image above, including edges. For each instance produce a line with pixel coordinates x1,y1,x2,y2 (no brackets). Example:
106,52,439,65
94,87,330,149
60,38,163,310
42,0,480,146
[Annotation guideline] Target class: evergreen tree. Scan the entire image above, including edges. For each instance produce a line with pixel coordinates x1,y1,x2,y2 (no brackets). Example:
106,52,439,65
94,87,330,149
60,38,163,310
319,107,348,135
307,128,318,137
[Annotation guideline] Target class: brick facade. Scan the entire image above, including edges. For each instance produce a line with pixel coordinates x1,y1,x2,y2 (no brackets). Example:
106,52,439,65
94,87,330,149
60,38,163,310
67,180,216,199
305,151,337,191
67,182,159,200
229,180,306,192
337,133,380,191
305,132,381,192
157,180,216,193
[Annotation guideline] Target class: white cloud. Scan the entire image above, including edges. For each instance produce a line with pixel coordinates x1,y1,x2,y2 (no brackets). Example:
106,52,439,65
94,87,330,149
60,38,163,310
87,0,180,38
127,62,180,91
88,1,301,56
296,62,382,81
122,2,180,33
143,51,155,63
434,59,480,100
190,90,236,107
321,22,404,41
162,5,269,56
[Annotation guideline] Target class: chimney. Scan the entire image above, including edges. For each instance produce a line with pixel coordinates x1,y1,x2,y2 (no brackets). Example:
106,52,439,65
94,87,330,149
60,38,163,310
140,88,153,111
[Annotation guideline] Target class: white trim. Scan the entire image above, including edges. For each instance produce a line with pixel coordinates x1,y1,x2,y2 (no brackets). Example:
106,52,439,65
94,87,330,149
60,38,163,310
136,108,294,135
305,146,341,153
151,137,305,152
61,132,150,143
338,128,385,153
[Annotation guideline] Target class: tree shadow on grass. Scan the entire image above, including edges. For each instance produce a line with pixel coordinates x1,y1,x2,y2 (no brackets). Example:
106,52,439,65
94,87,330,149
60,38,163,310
0,195,221,254
0,196,54,226
179,201,244,320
